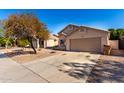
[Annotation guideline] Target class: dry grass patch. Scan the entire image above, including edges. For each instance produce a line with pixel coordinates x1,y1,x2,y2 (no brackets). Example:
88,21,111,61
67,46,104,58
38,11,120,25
5,48,61,63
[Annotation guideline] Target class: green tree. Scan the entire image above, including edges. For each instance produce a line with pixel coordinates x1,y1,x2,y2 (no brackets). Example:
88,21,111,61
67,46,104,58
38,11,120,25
4,13,49,54
108,28,124,40
0,20,5,37
0,37,5,46
0,37,13,47
0,28,3,37
0,20,13,48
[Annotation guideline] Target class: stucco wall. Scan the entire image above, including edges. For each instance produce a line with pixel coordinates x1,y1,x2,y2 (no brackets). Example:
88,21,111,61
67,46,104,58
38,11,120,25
32,39,37,48
109,40,119,49
65,28,109,52
46,39,58,47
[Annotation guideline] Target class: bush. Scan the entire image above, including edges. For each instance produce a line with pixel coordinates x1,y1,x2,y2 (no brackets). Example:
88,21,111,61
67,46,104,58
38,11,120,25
17,38,30,47
109,29,124,40
0,37,13,47
0,37,5,46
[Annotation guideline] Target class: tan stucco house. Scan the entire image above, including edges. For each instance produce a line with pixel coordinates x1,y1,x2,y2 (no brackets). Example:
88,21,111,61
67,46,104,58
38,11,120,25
44,34,59,48
58,24,110,52
33,34,59,48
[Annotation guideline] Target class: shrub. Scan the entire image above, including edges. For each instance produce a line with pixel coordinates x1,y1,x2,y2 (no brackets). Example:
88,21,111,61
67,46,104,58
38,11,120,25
109,29,124,40
0,37,13,47
17,38,30,47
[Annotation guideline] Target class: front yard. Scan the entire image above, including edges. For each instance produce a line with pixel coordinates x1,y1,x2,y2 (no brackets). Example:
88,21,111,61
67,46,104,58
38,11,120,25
3,48,62,63
0,48,124,82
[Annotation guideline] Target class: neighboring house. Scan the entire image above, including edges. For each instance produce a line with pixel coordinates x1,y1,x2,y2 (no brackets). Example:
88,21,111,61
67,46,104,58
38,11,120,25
44,34,59,48
58,24,110,52
33,34,59,48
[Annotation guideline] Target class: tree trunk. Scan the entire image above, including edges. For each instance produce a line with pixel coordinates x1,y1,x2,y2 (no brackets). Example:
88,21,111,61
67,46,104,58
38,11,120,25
5,42,8,49
28,37,37,54
5,38,9,49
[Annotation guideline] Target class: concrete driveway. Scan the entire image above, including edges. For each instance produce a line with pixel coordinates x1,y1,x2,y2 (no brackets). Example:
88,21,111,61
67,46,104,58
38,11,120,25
0,52,99,83
23,51,100,83
0,50,100,83
87,55,124,83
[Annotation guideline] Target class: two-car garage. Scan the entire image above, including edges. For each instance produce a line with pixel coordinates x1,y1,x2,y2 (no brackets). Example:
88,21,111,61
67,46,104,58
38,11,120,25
70,37,101,52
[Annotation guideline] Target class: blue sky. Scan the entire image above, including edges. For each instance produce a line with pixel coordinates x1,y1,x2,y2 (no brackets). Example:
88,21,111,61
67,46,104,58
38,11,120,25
0,9,124,34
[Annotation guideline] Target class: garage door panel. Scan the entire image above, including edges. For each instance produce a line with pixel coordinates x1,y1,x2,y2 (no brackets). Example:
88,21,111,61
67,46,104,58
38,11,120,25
70,38,101,52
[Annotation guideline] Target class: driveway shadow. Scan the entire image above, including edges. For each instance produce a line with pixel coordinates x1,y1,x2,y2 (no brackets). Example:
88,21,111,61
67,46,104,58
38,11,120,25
87,60,124,83
58,61,97,80
58,58,124,83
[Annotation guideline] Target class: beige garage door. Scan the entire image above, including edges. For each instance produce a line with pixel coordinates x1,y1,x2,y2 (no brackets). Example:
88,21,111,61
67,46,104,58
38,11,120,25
70,37,101,52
